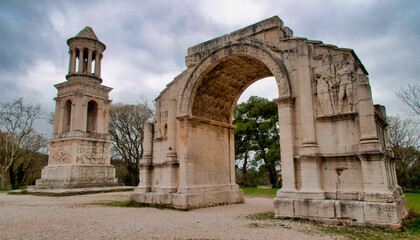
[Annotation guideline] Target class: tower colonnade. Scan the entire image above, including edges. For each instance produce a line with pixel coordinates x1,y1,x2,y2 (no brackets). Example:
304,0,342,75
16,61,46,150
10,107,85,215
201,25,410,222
68,47,103,77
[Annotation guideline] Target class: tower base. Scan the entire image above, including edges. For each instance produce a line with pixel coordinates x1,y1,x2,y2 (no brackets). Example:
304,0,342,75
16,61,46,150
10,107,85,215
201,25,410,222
35,164,119,189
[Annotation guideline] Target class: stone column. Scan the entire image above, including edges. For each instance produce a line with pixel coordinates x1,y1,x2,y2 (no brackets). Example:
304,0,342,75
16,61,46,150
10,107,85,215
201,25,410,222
68,49,74,74
296,43,318,154
97,54,103,78
78,48,84,73
176,117,189,194
229,127,236,185
94,53,100,77
167,99,177,156
137,123,154,192
70,48,77,74
57,100,65,134
72,96,85,131
274,97,296,193
163,99,179,193
53,99,60,134
297,156,325,199
357,76,380,152
103,102,110,134
87,48,92,74
69,100,74,132
359,154,394,202
97,104,104,134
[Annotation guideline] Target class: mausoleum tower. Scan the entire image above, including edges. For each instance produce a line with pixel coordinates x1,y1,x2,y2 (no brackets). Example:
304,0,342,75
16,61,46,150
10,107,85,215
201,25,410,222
36,27,118,188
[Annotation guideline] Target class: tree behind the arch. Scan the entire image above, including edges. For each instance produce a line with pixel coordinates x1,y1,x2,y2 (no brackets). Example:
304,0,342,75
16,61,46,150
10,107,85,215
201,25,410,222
233,96,280,187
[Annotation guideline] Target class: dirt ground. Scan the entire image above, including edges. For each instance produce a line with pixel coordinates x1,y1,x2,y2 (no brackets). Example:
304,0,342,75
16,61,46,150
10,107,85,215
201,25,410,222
0,191,343,240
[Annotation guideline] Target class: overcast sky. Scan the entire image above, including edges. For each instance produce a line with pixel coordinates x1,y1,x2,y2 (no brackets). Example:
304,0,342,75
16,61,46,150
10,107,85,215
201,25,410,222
1,0,419,134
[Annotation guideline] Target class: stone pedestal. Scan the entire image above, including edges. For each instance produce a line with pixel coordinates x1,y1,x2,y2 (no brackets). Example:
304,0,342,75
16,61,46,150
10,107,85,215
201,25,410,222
35,165,118,189
35,133,118,189
132,185,243,209
274,188,408,228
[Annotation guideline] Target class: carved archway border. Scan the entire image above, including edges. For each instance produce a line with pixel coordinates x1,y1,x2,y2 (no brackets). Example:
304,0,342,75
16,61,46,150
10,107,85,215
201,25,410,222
179,42,292,117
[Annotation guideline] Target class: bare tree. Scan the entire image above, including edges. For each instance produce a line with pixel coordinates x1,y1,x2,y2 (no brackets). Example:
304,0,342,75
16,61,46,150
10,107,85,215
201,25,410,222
109,99,154,186
0,98,46,189
388,116,420,190
396,83,420,115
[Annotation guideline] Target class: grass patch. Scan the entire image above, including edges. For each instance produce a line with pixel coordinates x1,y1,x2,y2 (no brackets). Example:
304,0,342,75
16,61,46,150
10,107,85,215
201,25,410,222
405,191,420,215
308,218,420,240
246,212,290,229
246,211,420,239
96,200,188,211
246,211,274,221
7,189,29,195
241,187,278,198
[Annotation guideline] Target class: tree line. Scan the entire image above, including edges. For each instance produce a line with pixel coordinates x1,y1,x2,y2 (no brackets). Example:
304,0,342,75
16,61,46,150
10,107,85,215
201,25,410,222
1,84,419,190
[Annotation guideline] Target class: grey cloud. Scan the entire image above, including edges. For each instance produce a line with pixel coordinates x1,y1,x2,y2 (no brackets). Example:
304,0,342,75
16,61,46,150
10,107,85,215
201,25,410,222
0,2,65,74
0,0,419,124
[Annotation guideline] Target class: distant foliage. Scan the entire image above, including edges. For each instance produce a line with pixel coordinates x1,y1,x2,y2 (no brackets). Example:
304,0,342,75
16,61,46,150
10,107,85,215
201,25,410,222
0,98,47,189
233,96,280,187
109,99,154,186
396,83,420,116
388,116,420,190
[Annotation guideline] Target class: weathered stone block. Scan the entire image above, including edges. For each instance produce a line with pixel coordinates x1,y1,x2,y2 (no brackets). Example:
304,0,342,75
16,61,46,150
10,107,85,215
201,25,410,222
293,199,318,217
335,200,364,222
364,202,399,223
273,198,295,217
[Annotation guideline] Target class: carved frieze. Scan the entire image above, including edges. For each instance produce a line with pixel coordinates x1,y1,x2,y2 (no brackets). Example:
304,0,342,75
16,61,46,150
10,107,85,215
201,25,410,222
313,53,357,117
75,141,110,164
48,141,73,165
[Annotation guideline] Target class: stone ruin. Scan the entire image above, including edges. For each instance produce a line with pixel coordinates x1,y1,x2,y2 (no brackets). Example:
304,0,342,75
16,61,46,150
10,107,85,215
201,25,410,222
35,17,408,228
131,16,408,228
36,27,118,188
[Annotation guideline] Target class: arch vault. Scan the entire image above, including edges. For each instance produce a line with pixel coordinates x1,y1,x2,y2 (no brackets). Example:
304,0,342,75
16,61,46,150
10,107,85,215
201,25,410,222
132,16,408,227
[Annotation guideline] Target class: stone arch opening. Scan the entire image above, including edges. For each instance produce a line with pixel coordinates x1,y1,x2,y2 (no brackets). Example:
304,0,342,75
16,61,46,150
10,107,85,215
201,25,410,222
187,52,291,185
87,100,98,133
191,55,275,123
62,99,72,133
180,43,291,118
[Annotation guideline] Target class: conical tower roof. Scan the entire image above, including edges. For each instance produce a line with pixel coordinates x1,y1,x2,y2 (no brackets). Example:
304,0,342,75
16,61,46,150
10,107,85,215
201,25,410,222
75,26,99,41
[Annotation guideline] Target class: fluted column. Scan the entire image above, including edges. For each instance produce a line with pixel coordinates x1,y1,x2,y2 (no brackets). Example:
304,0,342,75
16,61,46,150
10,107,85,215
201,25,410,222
357,76,380,152
297,43,318,154
78,48,84,73
53,100,60,134
69,49,76,73
87,48,92,74
94,53,100,77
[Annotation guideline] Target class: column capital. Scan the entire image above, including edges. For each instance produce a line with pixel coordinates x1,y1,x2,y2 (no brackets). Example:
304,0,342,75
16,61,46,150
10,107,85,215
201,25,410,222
273,97,295,108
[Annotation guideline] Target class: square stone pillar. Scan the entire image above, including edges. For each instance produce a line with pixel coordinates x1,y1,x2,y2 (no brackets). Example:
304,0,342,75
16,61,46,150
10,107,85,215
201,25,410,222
274,97,296,193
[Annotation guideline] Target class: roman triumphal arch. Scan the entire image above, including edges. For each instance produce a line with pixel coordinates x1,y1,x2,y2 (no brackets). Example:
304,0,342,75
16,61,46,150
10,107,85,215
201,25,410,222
132,16,408,227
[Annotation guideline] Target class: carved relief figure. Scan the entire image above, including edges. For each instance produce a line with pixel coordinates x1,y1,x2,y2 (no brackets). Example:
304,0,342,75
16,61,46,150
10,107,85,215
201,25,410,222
335,60,355,113
314,54,337,116
314,54,356,116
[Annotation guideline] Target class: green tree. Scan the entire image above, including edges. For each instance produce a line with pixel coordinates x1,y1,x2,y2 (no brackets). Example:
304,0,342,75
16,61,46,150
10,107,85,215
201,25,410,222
233,96,280,186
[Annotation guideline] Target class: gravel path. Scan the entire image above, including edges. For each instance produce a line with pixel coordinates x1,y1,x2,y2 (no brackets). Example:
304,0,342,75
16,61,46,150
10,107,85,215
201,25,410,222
0,192,343,240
